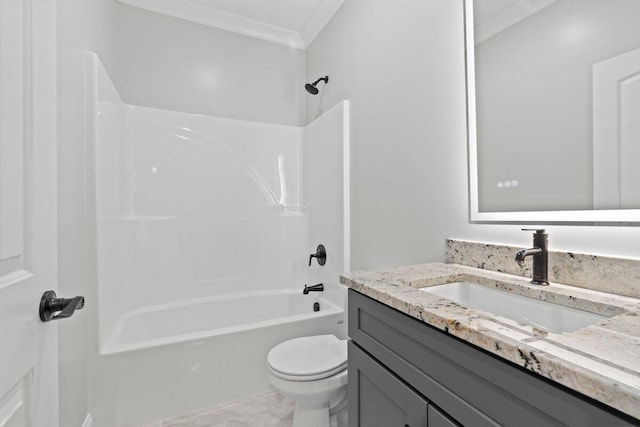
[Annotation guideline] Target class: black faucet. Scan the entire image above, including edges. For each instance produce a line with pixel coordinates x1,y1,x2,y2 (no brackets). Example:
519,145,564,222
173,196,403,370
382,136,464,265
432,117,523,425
303,283,324,294
515,229,549,285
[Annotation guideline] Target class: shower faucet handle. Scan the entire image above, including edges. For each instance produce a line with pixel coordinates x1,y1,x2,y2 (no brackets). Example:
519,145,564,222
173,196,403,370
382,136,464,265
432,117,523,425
308,244,327,266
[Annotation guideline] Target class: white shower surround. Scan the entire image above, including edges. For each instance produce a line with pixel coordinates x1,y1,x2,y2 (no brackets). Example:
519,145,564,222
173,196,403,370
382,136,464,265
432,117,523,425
86,52,350,425
96,95,309,351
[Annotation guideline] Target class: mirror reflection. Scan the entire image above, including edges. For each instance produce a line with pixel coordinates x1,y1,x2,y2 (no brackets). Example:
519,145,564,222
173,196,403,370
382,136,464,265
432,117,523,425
473,0,640,213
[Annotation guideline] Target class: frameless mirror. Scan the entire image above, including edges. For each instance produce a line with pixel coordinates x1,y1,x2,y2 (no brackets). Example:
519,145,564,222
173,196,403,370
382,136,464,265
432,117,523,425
466,0,640,223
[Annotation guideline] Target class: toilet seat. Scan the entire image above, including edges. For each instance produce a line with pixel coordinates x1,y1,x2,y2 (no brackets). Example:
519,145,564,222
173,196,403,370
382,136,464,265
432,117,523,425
267,335,347,381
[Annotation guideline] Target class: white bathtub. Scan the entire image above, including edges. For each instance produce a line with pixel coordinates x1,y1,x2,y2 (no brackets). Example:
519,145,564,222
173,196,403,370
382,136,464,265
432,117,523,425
92,289,346,427
102,289,343,354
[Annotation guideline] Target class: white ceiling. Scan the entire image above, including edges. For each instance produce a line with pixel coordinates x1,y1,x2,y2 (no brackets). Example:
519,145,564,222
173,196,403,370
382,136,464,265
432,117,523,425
118,0,344,49
473,0,559,44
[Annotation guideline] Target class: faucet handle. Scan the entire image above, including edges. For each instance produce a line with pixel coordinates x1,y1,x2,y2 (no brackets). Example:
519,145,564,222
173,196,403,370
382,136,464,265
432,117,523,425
521,228,546,234
308,244,327,266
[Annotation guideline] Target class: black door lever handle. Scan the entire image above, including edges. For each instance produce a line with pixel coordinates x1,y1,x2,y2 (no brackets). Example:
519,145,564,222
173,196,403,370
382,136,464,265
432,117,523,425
39,290,85,322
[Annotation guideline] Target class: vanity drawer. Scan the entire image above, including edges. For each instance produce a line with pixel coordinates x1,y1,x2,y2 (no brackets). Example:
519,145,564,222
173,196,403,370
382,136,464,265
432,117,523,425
348,289,635,426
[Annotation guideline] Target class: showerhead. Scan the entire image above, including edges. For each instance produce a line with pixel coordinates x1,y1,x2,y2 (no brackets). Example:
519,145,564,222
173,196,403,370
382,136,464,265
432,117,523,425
305,83,319,95
305,76,329,95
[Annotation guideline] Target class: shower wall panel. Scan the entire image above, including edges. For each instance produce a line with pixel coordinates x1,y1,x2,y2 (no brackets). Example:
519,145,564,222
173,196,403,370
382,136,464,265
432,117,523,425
303,101,350,323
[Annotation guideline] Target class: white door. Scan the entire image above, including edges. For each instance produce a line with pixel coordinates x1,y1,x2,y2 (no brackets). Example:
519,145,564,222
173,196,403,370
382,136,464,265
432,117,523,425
593,47,640,209
0,0,58,426
619,70,640,208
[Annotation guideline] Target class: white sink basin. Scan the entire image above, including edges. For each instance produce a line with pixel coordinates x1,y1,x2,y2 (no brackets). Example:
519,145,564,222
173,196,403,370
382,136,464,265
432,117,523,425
421,282,610,333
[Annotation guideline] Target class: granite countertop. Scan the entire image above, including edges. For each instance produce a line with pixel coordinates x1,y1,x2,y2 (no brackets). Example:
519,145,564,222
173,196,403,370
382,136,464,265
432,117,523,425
340,263,640,419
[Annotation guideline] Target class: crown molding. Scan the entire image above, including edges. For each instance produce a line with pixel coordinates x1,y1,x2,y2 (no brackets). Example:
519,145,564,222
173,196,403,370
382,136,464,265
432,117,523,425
118,0,344,49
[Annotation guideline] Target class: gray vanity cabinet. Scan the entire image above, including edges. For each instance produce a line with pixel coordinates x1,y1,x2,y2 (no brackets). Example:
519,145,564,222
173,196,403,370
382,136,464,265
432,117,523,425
347,290,636,427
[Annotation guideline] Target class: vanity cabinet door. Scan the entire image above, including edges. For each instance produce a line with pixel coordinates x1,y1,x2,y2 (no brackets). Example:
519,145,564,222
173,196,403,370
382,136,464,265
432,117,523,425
349,342,428,427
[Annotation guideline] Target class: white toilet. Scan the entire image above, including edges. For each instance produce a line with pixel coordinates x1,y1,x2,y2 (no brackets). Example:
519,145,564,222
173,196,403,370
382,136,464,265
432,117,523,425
267,334,348,427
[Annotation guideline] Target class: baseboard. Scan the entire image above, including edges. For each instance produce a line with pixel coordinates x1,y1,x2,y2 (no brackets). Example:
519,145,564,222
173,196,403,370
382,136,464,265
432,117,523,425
81,414,93,427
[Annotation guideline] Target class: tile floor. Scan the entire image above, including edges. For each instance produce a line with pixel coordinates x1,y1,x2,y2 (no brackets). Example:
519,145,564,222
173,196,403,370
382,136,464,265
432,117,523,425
137,390,295,427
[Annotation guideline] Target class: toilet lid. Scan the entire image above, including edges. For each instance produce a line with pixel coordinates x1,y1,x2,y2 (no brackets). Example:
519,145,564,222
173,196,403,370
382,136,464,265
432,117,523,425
267,335,347,381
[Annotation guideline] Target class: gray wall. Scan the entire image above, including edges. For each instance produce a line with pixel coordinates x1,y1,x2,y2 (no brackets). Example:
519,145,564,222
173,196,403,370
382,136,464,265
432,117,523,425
306,0,469,270
114,5,306,126
57,0,118,73
57,57,92,427
306,0,640,272
57,0,119,425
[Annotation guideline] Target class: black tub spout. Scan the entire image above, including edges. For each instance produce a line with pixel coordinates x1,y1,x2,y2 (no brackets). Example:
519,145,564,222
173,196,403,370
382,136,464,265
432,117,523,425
303,283,324,294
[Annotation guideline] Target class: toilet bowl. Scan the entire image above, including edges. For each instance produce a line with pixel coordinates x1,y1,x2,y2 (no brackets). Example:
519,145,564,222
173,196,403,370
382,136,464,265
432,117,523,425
267,335,348,427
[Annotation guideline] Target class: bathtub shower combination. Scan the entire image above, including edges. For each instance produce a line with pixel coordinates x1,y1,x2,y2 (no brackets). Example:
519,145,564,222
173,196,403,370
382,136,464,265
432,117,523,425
84,53,350,426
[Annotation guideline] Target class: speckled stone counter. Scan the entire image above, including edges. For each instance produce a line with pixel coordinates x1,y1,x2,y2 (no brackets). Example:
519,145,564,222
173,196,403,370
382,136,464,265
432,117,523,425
340,263,640,419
